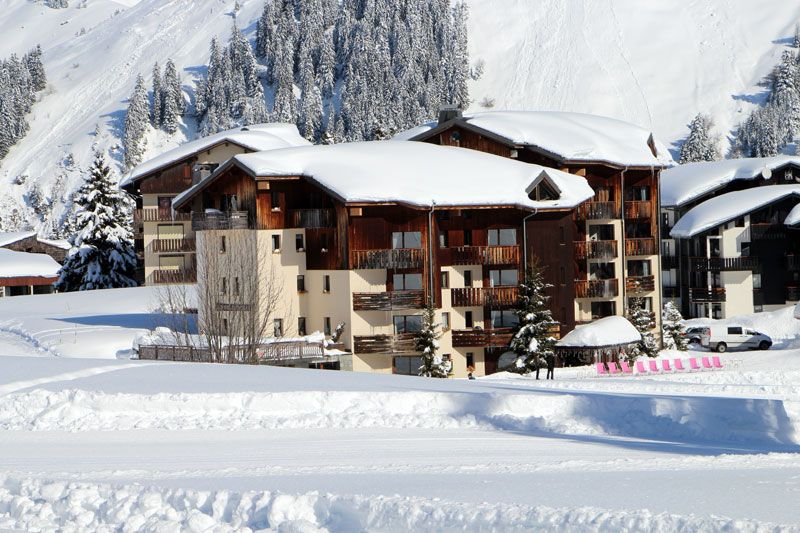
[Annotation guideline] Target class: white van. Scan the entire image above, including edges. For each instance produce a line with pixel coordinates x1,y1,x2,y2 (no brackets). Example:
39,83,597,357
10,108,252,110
699,325,772,352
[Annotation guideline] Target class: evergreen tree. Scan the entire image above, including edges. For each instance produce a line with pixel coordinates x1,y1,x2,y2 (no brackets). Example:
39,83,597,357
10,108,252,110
627,298,658,359
162,59,183,134
415,299,449,378
55,152,137,292
678,113,720,164
151,62,163,128
661,301,687,351
122,74,149,170
24,45,47,92
509,260,559,372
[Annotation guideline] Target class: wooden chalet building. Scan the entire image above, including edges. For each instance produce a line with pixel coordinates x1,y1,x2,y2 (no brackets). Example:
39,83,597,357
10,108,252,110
400,109,673,336
120,124,310,285
172,141,594,377
0,247,61,297
662,156,800,318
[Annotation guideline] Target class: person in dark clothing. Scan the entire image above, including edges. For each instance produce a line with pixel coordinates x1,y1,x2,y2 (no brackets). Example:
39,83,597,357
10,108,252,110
546,354,555,380
533,355,541,379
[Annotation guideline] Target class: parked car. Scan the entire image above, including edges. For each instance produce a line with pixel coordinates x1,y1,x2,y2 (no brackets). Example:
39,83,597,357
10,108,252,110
682,327,705,344
699,325,772,352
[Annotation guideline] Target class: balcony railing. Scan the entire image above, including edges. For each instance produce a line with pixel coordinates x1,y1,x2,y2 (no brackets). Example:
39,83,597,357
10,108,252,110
353,332,417,355
750,223,786,240
451,327,514,348
149,268,197,285
450,286,520,308
451,245,519,266
151,238,196,254
689,287,726,302
574,240,618,260
624,201,651,219
352,290,425,311
689,257,759,271
134,208,192,224
191,211,250,231
625,238,656,256
351,248,424,269
625,275,655,293
287,208,335,229
575,201,619,220
575,279,619,298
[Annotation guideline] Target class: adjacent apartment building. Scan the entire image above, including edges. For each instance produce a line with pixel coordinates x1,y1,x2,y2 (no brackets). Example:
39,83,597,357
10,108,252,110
172,141,594,376
661,155,800,318
121,124,310,285
398,109,672,334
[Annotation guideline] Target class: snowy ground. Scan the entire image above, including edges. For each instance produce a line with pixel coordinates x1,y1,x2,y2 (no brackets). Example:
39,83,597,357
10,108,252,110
0,291,799,530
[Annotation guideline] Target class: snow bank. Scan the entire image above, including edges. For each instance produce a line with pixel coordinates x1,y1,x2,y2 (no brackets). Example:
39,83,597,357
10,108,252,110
660,156,800,207
0,248,61,279
557,316,640,347
0,476,792,533
177,141,595,211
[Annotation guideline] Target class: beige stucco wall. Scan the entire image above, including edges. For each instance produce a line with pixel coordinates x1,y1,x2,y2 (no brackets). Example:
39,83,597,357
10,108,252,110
721,270,754,317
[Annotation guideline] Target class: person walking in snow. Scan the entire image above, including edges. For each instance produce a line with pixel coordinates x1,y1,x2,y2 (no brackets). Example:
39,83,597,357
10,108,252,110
533,354,541,379
546,353,555,380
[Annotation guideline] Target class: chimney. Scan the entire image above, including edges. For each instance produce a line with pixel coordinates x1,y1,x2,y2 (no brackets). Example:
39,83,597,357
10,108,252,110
438,105,462,125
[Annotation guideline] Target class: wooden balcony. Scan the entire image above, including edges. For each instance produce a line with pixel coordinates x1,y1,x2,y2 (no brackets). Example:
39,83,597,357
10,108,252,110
287,208,335,229
191,211,250,231
353,332,417,355
450,286,519,308
689,287,726,303
625,275,655,293
750,223,786,240
451,245,519,266
151,238,196,253
351,248,424,269
574,240,618,260
575,201,619,220
352,290,425,311
689,257,759,271
451,327,514,348
624,201,651,219
625,238,656,256
134,207,192,224
149,268,197,285
575,279,618,298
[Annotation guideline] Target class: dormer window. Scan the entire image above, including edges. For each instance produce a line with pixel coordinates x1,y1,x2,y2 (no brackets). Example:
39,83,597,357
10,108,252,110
450,130,461,143
525,171,561,202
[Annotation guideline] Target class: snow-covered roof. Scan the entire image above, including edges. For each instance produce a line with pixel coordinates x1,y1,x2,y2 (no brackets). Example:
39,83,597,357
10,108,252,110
556,316,641,348
0,231,37,248
660,156,800,207
671,185,800,238
395,111,674,168
121,123,311,187
174,141,595,211
0,248,61,279
36,237,70,250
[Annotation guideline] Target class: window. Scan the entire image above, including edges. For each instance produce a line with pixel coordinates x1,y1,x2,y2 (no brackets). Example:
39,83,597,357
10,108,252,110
625,186,650,201
589,224,614,241
323,275,331,293
394,356,423,375
220,277,227,295
274,319,283,337
464,270,473,287
324,317,332,336
491,310,519,328
465,311,473,328
393,273,423,290
321,233,330,252
741,242,751,256
441,271,449,288
391,231,422,249
559,266,565,285
219,235,227,253
439,230,448,248
298,317,307,336
727,326,742,335
589,262,615,281
591,301,616,319
272,234,281,252
222,318,228,334
393,315,424,334
158,196,172,211
442,312,450,331
233,277,240,295
297,275,305,292
466,352,474,369
220,194,238,211
629,297,652,312
487,228,517,246
463,229,472,246
661,212,670,229
753,273,762,289
296,233,305,251
627,260,651,277
270,191,280,210
489,269,518,287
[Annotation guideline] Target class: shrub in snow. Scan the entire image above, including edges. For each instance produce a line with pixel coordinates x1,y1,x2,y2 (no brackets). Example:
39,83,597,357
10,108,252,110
415,300,449,378
509,260,559,373
55,152,137,292
662,301,687,351
627,297,658,359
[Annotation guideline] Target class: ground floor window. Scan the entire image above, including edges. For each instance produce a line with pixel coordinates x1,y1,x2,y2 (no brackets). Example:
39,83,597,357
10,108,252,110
591,301,616,319
490,310,519,328
394,356,423,375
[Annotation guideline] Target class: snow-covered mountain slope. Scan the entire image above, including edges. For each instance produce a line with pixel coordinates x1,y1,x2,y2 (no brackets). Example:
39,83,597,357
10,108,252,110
1,0,799,233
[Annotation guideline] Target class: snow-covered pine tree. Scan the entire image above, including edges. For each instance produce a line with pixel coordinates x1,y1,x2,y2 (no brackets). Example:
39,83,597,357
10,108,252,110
123,74,149,170
55,152,137,292
449,2,470,111
415,299,449,378
678,113,720,163
661,301,687,351
509,260,559,372
151,62,163,128
49,0,68,8
627,297,658,359
24,45,47,92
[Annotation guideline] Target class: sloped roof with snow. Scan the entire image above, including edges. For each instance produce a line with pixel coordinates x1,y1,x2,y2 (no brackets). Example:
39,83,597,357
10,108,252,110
660,156,800,207
395,111,674,168
785,203,800,227
556,316,641,348
36,237,70,250
174,141,595,211
121,123,311,187
670,185,800,238
0,231,37,248
0,248,61,279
